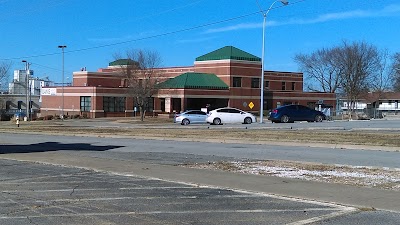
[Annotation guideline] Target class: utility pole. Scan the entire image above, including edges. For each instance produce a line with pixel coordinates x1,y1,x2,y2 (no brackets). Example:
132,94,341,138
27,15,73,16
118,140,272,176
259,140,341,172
22,60,30,121
58,45,67,119
257,0,289,123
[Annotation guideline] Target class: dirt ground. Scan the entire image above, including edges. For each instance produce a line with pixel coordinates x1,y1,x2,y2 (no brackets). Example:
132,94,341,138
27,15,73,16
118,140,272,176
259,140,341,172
183,160,400,191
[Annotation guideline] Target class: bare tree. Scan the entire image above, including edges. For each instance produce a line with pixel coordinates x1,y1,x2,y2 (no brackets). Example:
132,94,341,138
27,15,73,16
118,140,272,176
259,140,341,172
295,47,342,93
295,41,386,119
335,41,382,118
364,50,393,118
116,49,164,121
0,61,12,119
391,53,400,91
0,61,11,90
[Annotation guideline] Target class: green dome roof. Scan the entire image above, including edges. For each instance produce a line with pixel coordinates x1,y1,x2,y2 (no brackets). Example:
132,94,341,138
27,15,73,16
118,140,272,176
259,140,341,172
159,72,229,90
195,46,261,62
109,59,138,66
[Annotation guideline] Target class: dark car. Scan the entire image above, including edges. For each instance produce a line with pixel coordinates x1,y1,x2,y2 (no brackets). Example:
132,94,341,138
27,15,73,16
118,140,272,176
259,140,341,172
14,112,27,119
268,104,326,123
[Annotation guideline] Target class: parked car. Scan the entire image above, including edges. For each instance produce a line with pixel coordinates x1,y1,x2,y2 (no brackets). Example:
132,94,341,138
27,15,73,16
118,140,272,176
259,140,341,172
206,107,256,125
268,104,326,123
14,112,27,119
174,110,207,125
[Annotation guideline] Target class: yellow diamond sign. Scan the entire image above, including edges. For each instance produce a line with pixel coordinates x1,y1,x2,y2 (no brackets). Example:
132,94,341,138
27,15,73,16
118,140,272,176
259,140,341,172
248,102,254,109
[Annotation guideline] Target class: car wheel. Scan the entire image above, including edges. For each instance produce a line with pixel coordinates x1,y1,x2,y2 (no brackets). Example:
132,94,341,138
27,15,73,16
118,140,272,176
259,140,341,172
280,115,290,123
315,115,323,122
181,119,190,125
213,118,222,125
244,117,252,124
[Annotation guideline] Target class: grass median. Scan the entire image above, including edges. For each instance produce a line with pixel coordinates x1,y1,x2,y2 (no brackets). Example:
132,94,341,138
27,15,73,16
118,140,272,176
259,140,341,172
1,119,399,149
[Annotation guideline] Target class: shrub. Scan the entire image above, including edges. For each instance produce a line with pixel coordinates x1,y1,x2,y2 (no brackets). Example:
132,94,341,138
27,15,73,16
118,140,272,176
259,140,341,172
44,115,54,120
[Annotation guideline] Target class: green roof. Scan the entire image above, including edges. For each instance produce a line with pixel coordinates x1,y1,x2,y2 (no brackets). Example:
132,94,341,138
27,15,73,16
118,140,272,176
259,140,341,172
195,46,261,62
159,72,229,90
109,59,138,66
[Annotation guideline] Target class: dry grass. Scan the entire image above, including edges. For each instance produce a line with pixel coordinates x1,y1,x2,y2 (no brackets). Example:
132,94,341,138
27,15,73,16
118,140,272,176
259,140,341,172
1,119,400,148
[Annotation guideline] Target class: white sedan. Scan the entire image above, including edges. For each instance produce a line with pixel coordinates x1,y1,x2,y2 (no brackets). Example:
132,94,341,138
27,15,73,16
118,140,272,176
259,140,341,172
206,107,256,125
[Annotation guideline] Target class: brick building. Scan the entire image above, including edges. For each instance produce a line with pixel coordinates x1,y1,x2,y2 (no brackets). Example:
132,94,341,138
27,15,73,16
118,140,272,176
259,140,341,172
40,46,336,118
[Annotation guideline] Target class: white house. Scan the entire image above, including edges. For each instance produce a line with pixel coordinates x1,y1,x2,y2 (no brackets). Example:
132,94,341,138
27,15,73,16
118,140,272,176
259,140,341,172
339,92,400,118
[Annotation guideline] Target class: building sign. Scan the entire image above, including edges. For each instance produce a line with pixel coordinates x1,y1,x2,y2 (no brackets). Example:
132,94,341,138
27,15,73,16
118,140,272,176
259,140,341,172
41,88,57,96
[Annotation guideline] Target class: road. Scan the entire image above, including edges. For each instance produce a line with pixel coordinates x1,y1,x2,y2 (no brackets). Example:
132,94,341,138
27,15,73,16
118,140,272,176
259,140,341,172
0,133,398,168
61,116,400,132
0,120,399,224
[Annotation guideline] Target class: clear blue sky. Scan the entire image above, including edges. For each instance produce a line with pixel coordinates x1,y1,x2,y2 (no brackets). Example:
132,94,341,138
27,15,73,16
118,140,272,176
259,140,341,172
1,0,399,83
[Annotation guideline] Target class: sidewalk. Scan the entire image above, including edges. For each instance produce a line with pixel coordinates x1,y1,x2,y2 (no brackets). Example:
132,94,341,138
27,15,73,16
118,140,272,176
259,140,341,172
1,151,399,212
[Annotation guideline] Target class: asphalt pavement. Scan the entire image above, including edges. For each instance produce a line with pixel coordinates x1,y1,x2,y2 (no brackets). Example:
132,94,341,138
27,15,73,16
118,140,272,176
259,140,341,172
1,151,399,213
0,118,399,224
0,159,364,225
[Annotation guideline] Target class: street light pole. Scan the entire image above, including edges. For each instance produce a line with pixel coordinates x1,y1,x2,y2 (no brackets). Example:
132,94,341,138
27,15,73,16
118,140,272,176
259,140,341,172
58,45,67,119
258,0,289,123
22,60,30,121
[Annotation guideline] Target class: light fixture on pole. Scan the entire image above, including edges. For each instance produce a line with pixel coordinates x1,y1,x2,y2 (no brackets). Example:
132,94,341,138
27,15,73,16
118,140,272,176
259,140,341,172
58,45,67,119
22,60,30,121
257,0,289,123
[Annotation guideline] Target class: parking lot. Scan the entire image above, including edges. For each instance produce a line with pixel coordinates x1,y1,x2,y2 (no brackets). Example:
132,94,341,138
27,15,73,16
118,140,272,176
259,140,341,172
0,118,399,224
0,159,360,225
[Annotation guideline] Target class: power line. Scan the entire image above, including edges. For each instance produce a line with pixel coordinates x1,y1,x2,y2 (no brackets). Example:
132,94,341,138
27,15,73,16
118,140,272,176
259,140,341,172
5,0,381,63
0,0,307,62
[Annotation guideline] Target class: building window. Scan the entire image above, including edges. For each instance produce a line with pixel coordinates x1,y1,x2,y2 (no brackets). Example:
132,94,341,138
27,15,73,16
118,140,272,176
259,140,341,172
232,77,242,87
282,82,286,90
6,101,11,110
134,97,154,113
292,82,295,90
146,97,154,112
104,97,112,112
103,97,126,112
251,78,260,88
80,96,91,112
265,81,269,89
116,97,125,112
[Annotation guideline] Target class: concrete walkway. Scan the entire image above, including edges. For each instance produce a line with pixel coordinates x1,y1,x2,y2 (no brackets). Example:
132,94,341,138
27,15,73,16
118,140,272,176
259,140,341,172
1,151,399,212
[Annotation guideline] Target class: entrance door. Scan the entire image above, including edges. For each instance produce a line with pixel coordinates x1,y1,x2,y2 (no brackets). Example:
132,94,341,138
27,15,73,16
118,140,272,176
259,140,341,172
172,98,181,113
